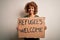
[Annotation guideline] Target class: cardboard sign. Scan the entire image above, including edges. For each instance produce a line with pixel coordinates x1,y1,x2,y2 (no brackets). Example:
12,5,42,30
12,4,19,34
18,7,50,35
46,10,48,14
18,17,45,38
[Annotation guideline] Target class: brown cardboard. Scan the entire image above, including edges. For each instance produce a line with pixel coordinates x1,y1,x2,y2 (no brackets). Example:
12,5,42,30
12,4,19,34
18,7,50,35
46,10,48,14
18,17,45,38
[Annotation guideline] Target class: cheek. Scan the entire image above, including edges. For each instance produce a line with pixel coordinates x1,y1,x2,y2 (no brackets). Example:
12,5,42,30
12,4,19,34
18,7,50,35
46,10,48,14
32,7,34,11
28,9,31,11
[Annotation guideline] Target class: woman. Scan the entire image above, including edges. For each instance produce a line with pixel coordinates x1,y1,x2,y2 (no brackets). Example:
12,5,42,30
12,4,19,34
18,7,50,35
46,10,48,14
17,1,46,40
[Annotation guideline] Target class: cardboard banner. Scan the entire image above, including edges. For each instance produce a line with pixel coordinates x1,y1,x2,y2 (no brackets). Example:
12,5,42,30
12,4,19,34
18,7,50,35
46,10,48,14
18,17,45,38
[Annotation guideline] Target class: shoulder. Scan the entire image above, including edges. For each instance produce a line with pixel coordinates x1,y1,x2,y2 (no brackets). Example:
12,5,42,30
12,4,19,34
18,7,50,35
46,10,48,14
24,15,29,17
35,15,39,17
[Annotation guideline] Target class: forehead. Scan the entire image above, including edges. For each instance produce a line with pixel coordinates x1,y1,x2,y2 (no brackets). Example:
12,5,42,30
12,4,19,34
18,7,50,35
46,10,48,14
29,5,34,8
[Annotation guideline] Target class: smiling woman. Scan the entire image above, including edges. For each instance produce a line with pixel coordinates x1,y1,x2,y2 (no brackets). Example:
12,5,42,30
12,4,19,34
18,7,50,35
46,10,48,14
17,1,40,40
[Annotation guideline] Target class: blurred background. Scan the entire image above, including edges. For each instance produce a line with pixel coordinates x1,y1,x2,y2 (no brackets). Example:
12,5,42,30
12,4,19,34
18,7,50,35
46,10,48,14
0,0,60,40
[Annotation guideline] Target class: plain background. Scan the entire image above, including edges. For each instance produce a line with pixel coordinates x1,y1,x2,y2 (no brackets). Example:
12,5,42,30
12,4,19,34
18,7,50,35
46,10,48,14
0,0,60,40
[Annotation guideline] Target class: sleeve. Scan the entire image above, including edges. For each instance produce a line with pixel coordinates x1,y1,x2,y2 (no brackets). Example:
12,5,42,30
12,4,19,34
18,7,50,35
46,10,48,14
35,15,39,17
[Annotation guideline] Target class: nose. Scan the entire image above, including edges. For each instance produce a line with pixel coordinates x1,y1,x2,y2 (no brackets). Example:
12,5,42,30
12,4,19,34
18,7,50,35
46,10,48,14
29,8,33,11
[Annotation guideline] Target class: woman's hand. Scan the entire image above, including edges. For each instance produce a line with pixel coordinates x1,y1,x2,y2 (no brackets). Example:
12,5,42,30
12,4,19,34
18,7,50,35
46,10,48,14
16,27,20,31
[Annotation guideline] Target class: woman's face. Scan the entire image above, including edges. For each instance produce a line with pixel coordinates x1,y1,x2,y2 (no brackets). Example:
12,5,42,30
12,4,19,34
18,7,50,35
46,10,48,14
28,5,34,15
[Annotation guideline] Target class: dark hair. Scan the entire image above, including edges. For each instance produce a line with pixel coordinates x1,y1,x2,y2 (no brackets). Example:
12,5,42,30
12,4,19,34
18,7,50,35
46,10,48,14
24,1,38,15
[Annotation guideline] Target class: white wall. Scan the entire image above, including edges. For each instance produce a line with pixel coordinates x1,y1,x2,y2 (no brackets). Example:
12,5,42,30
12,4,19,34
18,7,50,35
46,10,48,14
0,0,60,40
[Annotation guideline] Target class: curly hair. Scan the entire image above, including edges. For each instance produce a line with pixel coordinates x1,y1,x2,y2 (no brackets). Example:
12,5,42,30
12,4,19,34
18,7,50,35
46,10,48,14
24,1,38,15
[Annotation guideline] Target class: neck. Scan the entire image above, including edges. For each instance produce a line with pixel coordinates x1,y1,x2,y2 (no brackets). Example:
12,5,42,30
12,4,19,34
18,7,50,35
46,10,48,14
29,13,35,17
